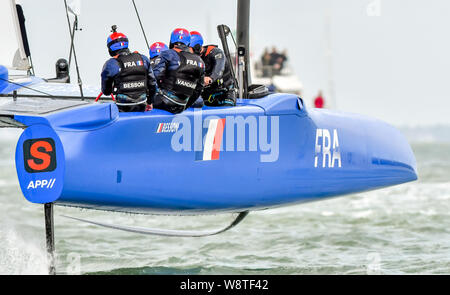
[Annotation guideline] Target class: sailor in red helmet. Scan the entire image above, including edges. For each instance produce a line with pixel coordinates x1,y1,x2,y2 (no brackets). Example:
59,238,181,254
101,25,157,112
152,28,205,114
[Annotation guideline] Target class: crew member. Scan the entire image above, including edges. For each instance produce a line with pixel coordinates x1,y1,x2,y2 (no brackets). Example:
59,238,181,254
152,28,205,114
101,25,157,112
149,42,168,68
190,31,236,107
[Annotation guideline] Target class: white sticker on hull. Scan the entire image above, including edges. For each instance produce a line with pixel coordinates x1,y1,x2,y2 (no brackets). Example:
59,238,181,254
27,178,56,190
315,129,342,168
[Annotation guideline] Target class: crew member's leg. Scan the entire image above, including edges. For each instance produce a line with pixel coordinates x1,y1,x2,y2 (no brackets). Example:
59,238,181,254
116,94,147,112
186,97,204,109
224,88,237,106
203,87,236,107
153,92,185,114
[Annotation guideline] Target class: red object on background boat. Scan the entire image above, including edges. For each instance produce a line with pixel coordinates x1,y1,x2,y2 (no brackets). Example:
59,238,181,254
314,95,324,108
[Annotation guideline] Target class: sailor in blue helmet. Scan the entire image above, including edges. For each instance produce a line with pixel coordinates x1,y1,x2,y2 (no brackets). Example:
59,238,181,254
149,42,168,68
152,28,205,114
101,25,157,112
190,31,236,107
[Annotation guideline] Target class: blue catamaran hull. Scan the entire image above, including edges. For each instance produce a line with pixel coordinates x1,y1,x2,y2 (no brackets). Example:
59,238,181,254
13,93,417,215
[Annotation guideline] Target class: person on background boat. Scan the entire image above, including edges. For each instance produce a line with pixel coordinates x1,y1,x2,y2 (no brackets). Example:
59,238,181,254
149,42,168,69
152,28,205,114
279,49,288,71
260,48,272,77
190,31,236,107
269,46,284,76
101,25,157,112
314,91,325,108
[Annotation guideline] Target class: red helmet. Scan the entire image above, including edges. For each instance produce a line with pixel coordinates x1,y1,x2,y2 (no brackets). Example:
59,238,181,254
107,25,128,56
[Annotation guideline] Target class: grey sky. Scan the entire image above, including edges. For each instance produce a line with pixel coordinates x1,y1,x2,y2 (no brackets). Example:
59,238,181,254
19,0,450,126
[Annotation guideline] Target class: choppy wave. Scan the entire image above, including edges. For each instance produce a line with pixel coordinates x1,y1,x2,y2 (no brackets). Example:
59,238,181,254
400,125,450,143
0,229,48,275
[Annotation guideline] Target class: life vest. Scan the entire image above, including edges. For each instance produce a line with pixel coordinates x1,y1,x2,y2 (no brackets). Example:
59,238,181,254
160,48,204,101
113,52,148,99
202,45,233,88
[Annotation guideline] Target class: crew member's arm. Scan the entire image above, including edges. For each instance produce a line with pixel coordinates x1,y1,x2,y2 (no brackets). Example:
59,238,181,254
152,50,172,82
207,47,226,83
100,59,119,95
185,84,203,109
141,55,158,104
185,71,205,109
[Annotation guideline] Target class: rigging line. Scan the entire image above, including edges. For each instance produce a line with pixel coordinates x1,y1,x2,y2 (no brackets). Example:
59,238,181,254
68,17,77,67
63,0,84,99
0,77,54,97
132,0,150,50
227,28,239,82
229,29,238,50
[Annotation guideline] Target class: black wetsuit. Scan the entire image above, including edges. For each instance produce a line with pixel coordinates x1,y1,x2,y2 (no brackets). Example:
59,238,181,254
200,45,236,107
101,49,157,112
153,45,205,114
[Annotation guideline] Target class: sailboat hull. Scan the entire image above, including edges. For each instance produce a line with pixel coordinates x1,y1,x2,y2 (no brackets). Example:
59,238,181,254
14,94,417,214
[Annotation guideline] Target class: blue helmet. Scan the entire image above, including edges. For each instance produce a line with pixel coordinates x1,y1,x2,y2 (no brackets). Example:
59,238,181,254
107,30,128,56
190,31,204,48
149,42,168,59
170,28,190,46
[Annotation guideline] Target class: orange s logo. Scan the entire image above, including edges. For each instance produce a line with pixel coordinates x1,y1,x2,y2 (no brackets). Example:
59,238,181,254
23,138,57,173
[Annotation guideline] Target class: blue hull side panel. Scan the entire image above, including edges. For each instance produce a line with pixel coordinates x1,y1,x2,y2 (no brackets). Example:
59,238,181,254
14,94,417,214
